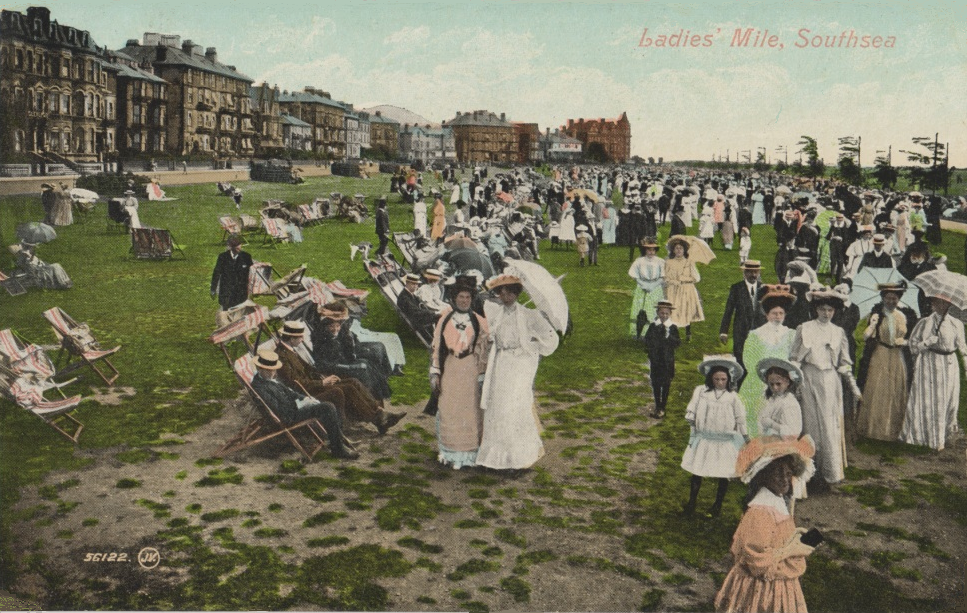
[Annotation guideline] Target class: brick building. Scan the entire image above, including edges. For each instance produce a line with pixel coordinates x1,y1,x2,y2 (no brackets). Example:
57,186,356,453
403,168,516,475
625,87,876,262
107,50,167,157
445,110,515,164
277,87,345,158
0,7,117,163
120,34,255,157
360,110,399,158
512,122,540,164
562,112,631,163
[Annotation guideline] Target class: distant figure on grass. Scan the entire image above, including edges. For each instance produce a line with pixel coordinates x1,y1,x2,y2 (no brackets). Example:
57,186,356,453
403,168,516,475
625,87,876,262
210,235,252,311
375,197,390,256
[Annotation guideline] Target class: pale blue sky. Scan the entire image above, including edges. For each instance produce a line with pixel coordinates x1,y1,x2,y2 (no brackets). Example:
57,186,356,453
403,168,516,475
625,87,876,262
11,1,966,165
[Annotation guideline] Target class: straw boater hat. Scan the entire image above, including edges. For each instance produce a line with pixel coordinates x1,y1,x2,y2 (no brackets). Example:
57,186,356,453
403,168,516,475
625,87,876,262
756,357,804,385
735,435,816,484
319,301,350,322
281,321,306,337
859,224,875,234
877,281,906,296
575,224,588,232
759,284,797,311
741,260,761,271
640,237,659,249
698,354,745,383
655,299,675,311
872,233,886,245
423,268,443,281
486,274,523,291
405,273,421,284
255,350,283,371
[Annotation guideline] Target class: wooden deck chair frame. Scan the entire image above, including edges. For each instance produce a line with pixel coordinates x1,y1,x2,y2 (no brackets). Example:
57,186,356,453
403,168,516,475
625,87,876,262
260,215,292,249
130,227,186,260
270,265,308,300
0,366,84,443
215,360,328,462
42,307,121,385
219,216,247,245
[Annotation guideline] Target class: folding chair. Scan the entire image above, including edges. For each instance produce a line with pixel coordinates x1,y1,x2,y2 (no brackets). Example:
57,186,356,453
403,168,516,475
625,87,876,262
238,214,260,237
0,270,27,296
130,227,185,260
260,215,292,248
107,198,130,232
208,302,272,366
42,307,121,385
219,216,245,244
215,354,327,462
270,265,308,300
248,261,275,297
0,329,84,443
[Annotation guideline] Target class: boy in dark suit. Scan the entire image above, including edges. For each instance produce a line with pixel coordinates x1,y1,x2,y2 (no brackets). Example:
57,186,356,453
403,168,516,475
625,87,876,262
642,300,680,418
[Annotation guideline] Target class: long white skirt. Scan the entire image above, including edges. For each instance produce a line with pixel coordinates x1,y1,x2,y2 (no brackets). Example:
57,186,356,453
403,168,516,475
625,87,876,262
476,348,544,469
800,364,846,483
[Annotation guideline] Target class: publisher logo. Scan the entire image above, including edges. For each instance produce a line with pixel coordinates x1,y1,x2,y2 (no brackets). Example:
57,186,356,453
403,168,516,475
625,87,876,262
137,547,160,569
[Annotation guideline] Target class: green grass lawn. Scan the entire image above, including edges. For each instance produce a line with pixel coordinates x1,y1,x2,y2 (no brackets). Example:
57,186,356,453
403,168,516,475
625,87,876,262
1,171,965,609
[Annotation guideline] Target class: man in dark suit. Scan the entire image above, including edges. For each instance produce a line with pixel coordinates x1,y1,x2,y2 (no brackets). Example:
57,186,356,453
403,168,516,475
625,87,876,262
856,234,895,273
210,235,253,311
642,300,680,418
397,273,439,341
249,350,359,459
375,197,390,255
719,260,766,389
275,321,404,435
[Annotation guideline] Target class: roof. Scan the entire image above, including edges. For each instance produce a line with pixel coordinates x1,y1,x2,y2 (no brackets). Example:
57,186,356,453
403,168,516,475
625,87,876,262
541,133,583,146
280,113,311,128
277,90,345,110
104,52,168,84
359,105,433,127
1,9,101,55
447,111,512,128
402,125,453,138
118,41,253,83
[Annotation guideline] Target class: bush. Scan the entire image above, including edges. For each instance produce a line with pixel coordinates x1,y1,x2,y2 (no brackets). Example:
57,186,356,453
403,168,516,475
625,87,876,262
75,172,151,197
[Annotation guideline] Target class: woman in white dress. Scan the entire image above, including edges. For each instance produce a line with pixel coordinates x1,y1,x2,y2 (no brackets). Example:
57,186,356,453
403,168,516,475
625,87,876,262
122,189,141,230
476,274,559,470
412,198,428,236
628,238,665,336
789,286,853,487
559,208,576,247
681,355,749,517
900,296,967,450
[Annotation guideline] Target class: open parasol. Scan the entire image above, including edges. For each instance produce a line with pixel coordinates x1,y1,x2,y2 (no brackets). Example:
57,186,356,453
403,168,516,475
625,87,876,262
912,269,967,322
69,188,99,203
666,235,716,265
516,201,541,211
566,188,601,203
850,267,920,318
503,258,569,333
16,222,57,244
775,185,793,196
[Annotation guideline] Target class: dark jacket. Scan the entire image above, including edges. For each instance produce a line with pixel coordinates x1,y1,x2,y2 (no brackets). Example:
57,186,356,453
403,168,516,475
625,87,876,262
642,321,680,380
375,208,390,236
719,280,766,354
210,249,253,310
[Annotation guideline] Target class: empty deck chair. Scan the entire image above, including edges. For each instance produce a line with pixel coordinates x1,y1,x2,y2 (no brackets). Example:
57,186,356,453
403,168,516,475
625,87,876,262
260,216,292,248
208,301,272,366
42,307,121,385
214,353,327,462
219,216,245,244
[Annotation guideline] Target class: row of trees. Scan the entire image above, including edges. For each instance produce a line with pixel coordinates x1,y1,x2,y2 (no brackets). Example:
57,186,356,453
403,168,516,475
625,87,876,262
823,133,954,193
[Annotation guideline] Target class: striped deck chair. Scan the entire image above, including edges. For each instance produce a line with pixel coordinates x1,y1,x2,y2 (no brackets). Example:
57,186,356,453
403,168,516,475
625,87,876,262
260,215,292,248
214,353,327,462
208,302,272,366
238,214,260,237
4,375,84,443
42,307,121,385
270,265,308,300
130,227,185,260
219,216,244,243
248,261,275,296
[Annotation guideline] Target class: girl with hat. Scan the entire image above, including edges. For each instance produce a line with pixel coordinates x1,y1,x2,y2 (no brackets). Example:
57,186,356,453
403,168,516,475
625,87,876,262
714,436,817,613
641,299,680,418
738,286,797,437
430,277,490,469
574,224,592,266
855,283,916,442
664,236,705,341
681,355,750,517
755,358,804,438
699,203,715,246
628,238,665,337
789,286,853,487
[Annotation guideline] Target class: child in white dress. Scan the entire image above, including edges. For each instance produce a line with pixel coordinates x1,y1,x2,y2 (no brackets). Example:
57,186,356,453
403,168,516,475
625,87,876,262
738,227,752,264
682,355,749,517
756,358,803,438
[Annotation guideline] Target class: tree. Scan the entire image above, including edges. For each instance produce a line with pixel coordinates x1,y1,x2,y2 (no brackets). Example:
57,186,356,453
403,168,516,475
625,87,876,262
753,150,770,172
871,154,899,190
585,142,610,163
900,135,951,194
796,135,825,178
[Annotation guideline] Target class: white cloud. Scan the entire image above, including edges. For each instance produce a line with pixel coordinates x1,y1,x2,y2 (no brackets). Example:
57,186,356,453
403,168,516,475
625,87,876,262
384,25,430,46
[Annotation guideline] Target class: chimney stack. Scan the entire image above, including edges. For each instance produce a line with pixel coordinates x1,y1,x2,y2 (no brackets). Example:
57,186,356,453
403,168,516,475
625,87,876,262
182,39,194,54
205,47,217,62
500,112,506,121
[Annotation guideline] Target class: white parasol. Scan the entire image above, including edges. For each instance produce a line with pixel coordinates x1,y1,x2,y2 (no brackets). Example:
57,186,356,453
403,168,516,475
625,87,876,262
912,269,967,322
503,258,569,333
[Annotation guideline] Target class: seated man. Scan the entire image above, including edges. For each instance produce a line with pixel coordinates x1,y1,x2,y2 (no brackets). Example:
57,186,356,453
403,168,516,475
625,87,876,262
397,273,439,339
309,302,392,400
415,268,448,314
276,321,404,435
249,350,359,460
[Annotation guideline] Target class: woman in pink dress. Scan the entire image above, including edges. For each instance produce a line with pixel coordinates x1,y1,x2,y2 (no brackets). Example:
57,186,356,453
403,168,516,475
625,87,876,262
715,436,817,613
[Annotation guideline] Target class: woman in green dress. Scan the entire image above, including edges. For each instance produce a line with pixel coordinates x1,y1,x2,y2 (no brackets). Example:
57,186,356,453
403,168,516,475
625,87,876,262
738,286,797,437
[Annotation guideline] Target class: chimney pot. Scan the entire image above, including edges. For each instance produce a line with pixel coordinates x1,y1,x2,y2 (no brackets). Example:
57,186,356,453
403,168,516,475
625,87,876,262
500,112,505,121
205,47,217,62
126,39,139,47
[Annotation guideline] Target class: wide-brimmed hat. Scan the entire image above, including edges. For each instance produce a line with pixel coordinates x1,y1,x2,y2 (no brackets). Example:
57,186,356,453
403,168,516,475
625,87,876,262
666,236,689,253
756,357,803,384
741,260,761,271
124,190,135,195
698,354,745,382
423,268,443,281
806,285,847,308
575,224,588,232
878,281,907,296
255,350,283,370
486,274,523,291
735,435,816,484
281,321,306,337
760,285,797,311
319,302,350,321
